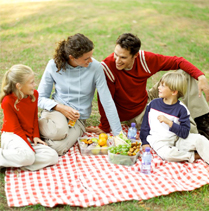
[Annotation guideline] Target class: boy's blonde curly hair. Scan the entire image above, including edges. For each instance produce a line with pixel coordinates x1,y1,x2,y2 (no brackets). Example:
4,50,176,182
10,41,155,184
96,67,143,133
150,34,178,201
160,71,187,99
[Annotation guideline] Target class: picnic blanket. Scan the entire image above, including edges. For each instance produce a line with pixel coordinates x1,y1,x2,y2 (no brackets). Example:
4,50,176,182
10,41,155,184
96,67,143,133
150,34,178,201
5,125,209,207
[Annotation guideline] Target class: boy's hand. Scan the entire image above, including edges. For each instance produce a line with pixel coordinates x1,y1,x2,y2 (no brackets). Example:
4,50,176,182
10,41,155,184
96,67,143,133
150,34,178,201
157,115,168,123
157,115,173,127
33,137,47,146
142,144,150,151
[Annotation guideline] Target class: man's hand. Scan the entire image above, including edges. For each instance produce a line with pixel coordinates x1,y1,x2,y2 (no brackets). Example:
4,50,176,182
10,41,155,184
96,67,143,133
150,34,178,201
198,75,209,102
33,137,47,146
85,126,105,135
54,104,80,120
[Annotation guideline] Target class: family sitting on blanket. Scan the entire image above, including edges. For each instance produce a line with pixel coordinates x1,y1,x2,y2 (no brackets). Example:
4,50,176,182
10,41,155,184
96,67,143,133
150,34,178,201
1,33,209,171
0,64,58,171
140,72,209,164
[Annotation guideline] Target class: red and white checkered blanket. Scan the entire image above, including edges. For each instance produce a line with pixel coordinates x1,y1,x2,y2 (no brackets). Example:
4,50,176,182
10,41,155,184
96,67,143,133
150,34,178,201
5,125,209,207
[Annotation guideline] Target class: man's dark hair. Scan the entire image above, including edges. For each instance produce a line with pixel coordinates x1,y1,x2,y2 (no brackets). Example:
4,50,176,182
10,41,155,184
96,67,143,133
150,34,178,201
116,33,141,56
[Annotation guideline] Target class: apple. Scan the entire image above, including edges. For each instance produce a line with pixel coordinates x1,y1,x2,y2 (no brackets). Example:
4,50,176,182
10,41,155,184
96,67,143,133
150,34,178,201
101,145,108,154
91,144,100,155
91,138,98,143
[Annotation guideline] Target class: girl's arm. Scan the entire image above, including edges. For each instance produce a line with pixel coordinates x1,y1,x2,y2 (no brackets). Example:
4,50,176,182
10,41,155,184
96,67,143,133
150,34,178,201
33,90,40,139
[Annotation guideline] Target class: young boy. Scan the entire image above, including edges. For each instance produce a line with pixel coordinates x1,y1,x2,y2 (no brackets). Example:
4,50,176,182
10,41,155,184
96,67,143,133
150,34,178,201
140,72,209,164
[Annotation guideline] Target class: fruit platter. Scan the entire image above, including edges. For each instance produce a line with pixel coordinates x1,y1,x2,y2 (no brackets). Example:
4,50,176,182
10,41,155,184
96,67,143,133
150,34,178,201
78,133,114,156
78,131,142,165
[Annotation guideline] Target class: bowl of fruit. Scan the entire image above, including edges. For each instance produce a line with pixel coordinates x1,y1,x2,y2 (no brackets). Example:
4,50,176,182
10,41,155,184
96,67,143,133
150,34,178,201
78,133,114,156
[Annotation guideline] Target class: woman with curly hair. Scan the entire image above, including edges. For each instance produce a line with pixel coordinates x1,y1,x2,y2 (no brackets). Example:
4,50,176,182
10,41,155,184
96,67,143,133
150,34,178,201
38,33,122,156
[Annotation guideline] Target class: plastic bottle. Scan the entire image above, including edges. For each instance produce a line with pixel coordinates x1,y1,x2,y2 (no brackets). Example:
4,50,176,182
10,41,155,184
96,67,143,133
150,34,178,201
68,120,76,127
127,122,137,140
141,147,152,175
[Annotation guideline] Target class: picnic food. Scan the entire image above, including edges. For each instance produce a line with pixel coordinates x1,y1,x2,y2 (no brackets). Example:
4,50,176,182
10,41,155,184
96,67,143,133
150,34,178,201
99,133,108,140
91,144,101,155
108,131,141,166
80,138,93,145
78,137,109,155
68,120,76,127
91,138,98,143
113,131,131,146
108,141,141,166
109,141,141,156
101,144,108,154
98,137,107,146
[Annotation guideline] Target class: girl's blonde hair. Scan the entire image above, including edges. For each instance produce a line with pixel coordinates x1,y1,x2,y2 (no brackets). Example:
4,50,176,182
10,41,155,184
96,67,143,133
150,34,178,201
160,71,187,99
0,64,35,109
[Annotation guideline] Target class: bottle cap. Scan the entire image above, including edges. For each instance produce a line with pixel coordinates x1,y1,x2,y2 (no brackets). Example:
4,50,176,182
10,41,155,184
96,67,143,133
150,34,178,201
131,122,136,127
145,147,150,152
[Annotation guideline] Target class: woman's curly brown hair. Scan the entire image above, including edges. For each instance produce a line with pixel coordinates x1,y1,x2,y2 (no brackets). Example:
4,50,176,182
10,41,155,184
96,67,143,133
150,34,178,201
53,33,94,72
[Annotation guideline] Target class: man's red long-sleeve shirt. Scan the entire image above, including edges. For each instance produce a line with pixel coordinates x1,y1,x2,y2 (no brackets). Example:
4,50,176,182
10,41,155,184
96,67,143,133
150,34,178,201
1,90,40,152
98,50,204,133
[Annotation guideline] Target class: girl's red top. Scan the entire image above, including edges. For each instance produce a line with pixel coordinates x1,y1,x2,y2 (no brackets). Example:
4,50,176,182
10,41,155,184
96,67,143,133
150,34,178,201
1,90,40,152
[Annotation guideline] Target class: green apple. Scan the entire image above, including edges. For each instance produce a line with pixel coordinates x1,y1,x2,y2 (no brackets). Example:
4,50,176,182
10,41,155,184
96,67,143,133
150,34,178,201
91,138,98,143
91,144,100,155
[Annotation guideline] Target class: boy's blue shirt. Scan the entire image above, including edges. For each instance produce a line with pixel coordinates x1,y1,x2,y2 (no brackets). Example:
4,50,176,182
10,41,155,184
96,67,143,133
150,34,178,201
140,98,190,145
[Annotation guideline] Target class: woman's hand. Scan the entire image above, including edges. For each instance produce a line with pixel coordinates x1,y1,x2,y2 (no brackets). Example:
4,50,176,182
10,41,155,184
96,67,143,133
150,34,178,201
33,137,47,146
53,104,80,120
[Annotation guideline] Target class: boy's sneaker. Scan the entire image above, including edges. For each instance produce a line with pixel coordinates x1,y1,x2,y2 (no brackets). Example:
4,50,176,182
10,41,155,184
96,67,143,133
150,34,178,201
195,113,209,140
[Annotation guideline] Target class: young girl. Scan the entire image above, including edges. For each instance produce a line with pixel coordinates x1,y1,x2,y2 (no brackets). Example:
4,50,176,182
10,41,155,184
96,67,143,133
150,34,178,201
0,64,58,171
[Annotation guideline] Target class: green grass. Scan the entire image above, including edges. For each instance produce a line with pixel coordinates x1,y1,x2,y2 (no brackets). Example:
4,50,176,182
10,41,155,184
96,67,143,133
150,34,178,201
0,0,209,210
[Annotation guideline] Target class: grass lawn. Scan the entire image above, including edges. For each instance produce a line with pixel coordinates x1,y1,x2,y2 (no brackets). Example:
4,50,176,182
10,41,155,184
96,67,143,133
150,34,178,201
0,0,209,210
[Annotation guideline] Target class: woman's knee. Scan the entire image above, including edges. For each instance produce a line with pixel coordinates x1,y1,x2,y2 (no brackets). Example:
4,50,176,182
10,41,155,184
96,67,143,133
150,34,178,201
38,113,69,140
47,136,77,156
45,149,59,165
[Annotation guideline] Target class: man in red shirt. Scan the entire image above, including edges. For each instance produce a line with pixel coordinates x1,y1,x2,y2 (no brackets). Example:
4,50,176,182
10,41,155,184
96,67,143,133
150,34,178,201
86,33,209,140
